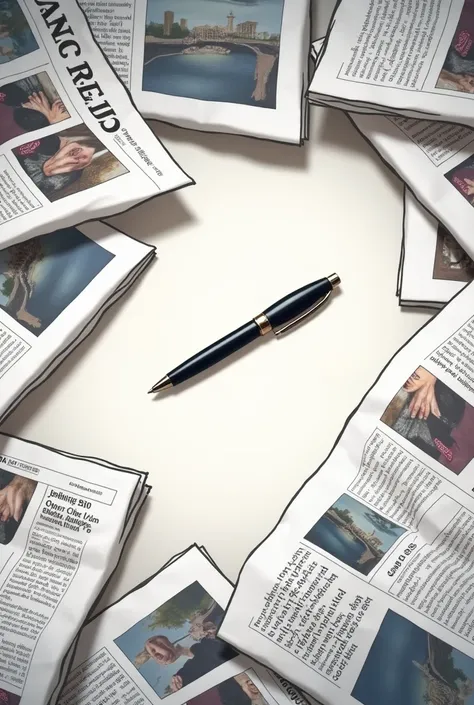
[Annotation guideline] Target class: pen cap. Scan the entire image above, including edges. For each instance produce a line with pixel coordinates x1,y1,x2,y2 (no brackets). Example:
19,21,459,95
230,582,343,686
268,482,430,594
263,275,338,329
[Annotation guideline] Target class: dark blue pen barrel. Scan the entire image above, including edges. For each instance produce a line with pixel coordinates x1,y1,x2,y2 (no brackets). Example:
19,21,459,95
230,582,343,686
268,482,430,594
169,320,261,385
263,277,332,329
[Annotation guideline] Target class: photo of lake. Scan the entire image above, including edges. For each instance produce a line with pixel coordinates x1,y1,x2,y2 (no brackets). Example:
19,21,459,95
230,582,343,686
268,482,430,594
352,610,474,705
0,228,114,336
304,494,406,576
143,0,284,108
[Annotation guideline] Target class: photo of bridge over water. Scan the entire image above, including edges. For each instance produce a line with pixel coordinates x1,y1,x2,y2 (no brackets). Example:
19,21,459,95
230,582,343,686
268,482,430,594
143,0,284,108
304,493,406,576
353,610,474,705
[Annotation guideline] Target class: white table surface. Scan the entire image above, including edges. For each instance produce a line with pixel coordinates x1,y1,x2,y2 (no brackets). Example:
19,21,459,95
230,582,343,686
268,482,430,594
2,0,432,610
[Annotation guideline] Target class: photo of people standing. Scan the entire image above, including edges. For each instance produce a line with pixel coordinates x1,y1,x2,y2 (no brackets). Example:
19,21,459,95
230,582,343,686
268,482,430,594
143,0,284,108
304,493,406,576
0,72,70,145
381,366,474,474
0,0,39,63
445,155,474,206
187,671,270,705
0,228,115,335
12,124,128,202
0,470,37,545
436,0,474,93
114,581,238,698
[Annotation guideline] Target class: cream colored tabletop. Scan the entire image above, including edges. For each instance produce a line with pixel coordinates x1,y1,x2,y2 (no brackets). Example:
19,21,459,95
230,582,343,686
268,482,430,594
2,0,432,609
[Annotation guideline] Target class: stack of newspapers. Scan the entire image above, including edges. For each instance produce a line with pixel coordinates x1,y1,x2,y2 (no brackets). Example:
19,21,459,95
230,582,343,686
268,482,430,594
0,432,150,705
309,0,474,308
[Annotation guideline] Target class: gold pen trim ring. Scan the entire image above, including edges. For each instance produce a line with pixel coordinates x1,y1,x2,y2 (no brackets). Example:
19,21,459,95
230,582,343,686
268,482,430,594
254,313,273,336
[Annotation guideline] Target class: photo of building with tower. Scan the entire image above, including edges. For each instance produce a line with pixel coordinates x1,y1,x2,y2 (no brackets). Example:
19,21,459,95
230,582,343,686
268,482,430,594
143,0,284,108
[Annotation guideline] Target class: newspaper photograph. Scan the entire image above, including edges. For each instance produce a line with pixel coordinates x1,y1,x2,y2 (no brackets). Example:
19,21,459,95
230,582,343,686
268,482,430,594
57,545,313,705
219,278,474,704
400,190,473,308
0,0,193,247
0,432,149,705
79,0,311,143
309,0,474,128
0,220,155,424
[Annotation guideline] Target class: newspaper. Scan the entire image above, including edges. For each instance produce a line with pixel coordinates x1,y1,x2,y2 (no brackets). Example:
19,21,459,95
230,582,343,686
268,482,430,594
339,111,474,264
0,220,155,424
220,277,474,704
0,432,149,705
308,0,474,128
79,0,311,144
400,190,474,308
0,0,192,247
57,545,317,705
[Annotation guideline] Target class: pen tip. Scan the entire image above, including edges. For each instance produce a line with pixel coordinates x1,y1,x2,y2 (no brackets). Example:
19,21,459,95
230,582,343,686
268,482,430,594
148,375,173,394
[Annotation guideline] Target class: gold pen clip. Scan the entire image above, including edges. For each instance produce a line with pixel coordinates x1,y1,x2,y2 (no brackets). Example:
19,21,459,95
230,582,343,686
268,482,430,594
274,290,332,337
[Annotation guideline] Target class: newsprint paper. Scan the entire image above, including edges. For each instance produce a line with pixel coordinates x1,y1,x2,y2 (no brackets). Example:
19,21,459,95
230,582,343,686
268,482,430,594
57,545,316,705
79,0,310,144
0,0,192,246
0,221,155,424
220,278,474,705
400,190,474,309
309,0,474,128
0,433,149,705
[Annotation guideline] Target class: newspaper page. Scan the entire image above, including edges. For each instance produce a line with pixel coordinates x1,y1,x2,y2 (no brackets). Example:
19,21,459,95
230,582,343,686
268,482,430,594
0,432,149,705
220,277,474,704
342,111,474,262
400,190,474,308
57,545,316,705
308,0,474,127
0,0,192,247
0,220,155,424
79,0,310,144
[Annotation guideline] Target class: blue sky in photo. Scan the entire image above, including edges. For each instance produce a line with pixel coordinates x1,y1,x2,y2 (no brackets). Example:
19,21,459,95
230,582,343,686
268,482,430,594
146,0,284,35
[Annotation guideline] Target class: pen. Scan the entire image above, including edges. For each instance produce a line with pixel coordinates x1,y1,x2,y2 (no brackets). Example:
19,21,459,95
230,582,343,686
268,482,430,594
149,273,341,393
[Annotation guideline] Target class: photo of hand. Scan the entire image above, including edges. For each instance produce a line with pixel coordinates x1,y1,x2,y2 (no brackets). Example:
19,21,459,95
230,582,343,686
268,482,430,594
381,366,474,473
0,470,37,545
13,124,128,202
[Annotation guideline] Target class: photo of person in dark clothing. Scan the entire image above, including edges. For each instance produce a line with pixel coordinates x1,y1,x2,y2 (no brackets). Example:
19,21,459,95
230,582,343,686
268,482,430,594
445,154,474,206
381,366,474,474
0,71,70,145
13,124,128,202
114,581,238,698
436,0,474,92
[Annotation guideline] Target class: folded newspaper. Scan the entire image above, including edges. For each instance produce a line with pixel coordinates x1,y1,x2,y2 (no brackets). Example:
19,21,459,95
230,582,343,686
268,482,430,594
0,221,155,423
399,190,474,308
0,0,192,247
0,432,150,705
220,277,474,704
308,0,474,127
57,545,316,705
79,0,311,144
346,110,474,263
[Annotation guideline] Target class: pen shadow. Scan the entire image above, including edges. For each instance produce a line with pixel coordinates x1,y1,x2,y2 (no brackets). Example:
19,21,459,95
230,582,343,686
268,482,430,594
151,288,342,398
149,119,309,171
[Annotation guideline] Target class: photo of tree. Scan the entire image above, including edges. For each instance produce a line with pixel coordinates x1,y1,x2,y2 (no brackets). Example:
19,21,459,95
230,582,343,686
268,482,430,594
352,610,474,705
304,494,406,575
114,582,238,698
143,0,284,108
0,228,115,336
